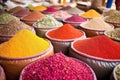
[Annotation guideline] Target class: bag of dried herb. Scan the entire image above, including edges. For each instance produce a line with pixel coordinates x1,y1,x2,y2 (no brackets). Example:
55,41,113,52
20,53,96,80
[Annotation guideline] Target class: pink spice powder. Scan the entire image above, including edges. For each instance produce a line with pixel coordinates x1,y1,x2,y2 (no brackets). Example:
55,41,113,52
21,53,95,80
65,15,86,22
44,7,58,13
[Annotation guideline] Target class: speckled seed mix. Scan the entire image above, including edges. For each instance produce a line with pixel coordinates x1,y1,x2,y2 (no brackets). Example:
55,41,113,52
21,53,94,80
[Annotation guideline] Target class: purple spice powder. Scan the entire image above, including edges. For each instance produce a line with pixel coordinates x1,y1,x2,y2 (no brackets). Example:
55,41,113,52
13,9,31,18
44,7,58,13
21,53,95,80
65,15,86,22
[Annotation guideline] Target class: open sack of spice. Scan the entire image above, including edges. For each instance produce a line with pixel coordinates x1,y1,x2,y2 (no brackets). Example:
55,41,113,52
69,35,120,80
0,29,54,80
45,24,86,55
20,52,97,80
0,13,35,43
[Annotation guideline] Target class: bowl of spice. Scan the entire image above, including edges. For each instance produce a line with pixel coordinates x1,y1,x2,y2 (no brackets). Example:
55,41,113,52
32,5,47,11
104,12,120,28
103,9,119,17
33,15,63,37
104,28,120,42
21,11,44,26
80,18,114,37
20,53,97,80
69,35,120,80
43,7,58,14
45,24,86,55
111,64,120,80
52,10,72,21
0,65,6,80
0,29,54,80
63,14,87,28
80,9,101,19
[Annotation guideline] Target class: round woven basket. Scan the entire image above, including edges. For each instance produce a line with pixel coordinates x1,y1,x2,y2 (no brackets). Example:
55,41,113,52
45,29,86,55
0,65,6,80
69,39,120,80
0,41,54,80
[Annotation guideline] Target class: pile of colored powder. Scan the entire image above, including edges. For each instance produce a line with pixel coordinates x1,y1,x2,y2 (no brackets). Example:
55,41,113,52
9,6,24,13
32,5,47,11
65,14,86,22
44,7,58,13
0,29,50,58
13,9,31,18
105,12,120,23
105,28,120,41
66,7,84,15
53,10,72,19
47,24,84,40
80,9,101,18
34,15,63,28
73,35,120,59
27,4,34,10
0,19,35,36
0,13,19,24
21,11,44,21
103,9,119,16
82,18,113,30
21,53,95,80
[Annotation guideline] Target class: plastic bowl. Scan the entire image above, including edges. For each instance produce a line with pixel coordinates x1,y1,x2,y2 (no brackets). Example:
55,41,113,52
0,41,54,80
69,39,120,80
45,29,86,55
0,65,6,80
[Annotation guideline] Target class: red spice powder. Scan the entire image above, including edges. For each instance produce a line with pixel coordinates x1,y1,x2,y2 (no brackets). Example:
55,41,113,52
21,11,44,21
44,7,58,13
73,35,120,59
13,9,31,18
65,15,86,22
21,53,94,80
47,24,84,40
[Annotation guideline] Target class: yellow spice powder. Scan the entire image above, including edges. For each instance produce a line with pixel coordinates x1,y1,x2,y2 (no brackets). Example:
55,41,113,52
80,9,101,18
32,6,47,11
0,29,50,58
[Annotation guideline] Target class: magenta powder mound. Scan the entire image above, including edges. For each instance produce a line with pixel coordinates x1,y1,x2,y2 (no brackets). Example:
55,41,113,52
20,53,95,80
13,9,31,18
65,15,86,22
44,7,58,13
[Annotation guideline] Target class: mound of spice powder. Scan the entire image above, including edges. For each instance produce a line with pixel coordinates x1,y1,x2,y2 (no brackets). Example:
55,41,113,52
80,9,101,18
0,19,35,36
44,7,58,13
32,5,47,11
0,29,50,58
21,53,95,80
105,28,120,41
82,18,113,30
73,35,120,59
53,10,72,19
47,24,84,40
65,14,86,22
21,11,44,21
66,7,84,15
34,15,63,28
105,12,120,23
103,9,119,16
0,13,19,24
13,9,31,18
9,6,24,13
